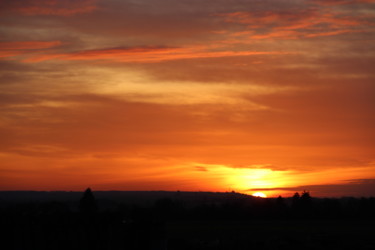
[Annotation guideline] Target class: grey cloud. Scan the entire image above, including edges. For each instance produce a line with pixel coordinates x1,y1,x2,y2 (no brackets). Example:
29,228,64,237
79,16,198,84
249,179,375,197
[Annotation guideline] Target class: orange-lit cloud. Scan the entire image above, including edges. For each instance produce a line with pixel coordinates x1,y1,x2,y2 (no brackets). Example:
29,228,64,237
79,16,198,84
23,46,293,63
219,8,368,40
0,41,62,59
0,0,374,196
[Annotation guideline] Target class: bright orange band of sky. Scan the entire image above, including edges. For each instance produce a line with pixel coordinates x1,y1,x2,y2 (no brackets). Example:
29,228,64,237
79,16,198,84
0,0,375,197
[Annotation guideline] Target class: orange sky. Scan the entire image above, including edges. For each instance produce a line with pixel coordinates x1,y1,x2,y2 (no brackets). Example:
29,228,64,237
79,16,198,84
1,0,375,197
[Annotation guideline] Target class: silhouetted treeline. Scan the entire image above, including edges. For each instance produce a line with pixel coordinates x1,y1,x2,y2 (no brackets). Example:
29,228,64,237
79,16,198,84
1,190,374,250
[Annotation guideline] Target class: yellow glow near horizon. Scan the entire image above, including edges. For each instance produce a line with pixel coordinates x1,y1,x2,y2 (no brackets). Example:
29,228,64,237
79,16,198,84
186,163,290,195
225,167,285,191
252,192,267,198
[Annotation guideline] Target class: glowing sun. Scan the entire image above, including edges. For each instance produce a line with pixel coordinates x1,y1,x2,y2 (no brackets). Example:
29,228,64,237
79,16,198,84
252,192,267,198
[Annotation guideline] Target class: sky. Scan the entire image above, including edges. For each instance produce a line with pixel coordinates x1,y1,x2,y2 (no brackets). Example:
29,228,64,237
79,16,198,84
1,0,375,197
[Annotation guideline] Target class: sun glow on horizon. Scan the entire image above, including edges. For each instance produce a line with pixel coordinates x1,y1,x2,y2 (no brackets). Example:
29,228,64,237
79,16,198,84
186,163,291,195
252,192,267,198
224,167,288,192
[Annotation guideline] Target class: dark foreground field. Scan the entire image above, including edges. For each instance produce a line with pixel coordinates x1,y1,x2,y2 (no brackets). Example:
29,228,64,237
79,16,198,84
167,220,374,250
1,190,374,250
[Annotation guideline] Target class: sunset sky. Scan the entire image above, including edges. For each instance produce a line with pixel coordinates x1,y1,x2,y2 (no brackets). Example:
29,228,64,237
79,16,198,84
1,0,375,197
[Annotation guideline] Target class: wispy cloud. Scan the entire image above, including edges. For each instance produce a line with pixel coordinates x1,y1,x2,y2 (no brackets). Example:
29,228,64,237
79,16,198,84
0,0,97,16
313,0,375,6
23,45,293,63
219,7,369,40
0,41,62,59
195,166,208,172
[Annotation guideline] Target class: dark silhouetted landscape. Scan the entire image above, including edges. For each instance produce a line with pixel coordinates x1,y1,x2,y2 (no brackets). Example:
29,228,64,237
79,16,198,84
1,190,374,250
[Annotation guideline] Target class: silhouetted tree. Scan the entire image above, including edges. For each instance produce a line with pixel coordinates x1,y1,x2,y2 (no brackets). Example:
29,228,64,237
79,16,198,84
79,188,97,214
301,190,310,199
300,190,313,217
277,195,285,206
292,192,300,208
300,191,311,206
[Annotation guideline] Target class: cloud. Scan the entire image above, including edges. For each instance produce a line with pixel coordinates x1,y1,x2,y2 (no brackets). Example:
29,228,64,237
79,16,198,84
313,0,375,6
0,93,225,157
0,0,97,16
223,164,289,171
195,166,208,172
0,0,374,192
23,45,292,63
249,179,375,197
219,8,368,40
0,41,62,50
0,41,62,59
